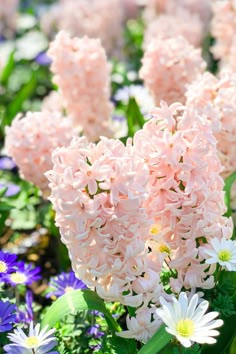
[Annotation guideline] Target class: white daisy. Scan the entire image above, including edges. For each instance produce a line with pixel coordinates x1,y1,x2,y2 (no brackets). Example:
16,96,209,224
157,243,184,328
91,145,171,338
203,237,236,271
156,292,223,348
4,321,58,354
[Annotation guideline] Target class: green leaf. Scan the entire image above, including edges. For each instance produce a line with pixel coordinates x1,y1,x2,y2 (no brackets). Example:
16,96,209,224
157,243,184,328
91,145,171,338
4,73,37,126
109,335,137,354
0,51,15,85
138,325,173,354
224,171,236,217
42,289,120,332
126,97,145,137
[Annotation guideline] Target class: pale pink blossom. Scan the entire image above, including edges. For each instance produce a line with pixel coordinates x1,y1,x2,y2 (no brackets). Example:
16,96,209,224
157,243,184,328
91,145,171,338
48,31,113,142
0,0,19,37
211,1,236,71
117,306,163,343
40,0,124,57
144,0,212,26
46,136,152,304
41,91,64,113
144,11,204,49
186,71,236,205
5,111,75,196
140,36,206,105
133,101,233,291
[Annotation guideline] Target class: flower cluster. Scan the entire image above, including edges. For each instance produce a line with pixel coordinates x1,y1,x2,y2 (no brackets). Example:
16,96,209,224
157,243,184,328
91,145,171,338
144,0,211,26
5,111,75,196
48,31,113,142
0,0,19,37
186,71,236,206
133,102,233,291
40,0,124,57
140,36,206,105
211,0,236,72
47,101,233,343
46,136,154,308
143,11,204,49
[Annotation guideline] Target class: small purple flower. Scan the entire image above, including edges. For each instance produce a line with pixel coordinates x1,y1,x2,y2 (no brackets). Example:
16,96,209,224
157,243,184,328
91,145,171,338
3,261,41,286
0,156,17,171
0,300,16,332
87,324,104,338
112,114,126,122
46,271,87,299
16,290,34,325
0,251,17,279
0,182,20,197
35,51,52,66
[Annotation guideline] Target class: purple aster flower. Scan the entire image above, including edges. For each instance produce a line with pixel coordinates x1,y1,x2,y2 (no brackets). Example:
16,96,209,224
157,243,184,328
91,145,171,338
4,322,58,354
0,300,16,332
0,182,20,197
35,51,52,66
0,251,17,279
3,261,41,286
87,324,104,338
46,271,87,299
16,290,34,325
0,156,17,170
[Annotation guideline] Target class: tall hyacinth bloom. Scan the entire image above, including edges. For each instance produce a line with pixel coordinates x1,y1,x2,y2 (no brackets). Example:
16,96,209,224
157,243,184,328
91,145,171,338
211,1,236,71
143,0,212,26
46,136,158,308
133,101,233,291
40,0,124,57
48,31,113,142
0,300,16,332
185,71,236,206
143,11,204,49
5,111,75,196
140,36,206,105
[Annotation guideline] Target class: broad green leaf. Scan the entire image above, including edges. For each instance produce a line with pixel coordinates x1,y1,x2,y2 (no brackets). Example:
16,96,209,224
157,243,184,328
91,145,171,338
138,325,173,354
224,171,236,217
41,289,120,332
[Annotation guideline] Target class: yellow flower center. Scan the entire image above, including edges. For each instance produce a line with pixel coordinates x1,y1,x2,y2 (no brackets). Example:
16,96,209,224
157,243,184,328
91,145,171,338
150,224,160,235
0,261,7,273
10,272,27,284
65,286,74,293
25,336,40,348
158,244,171,254
176,319,195,337
218,249,232,262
